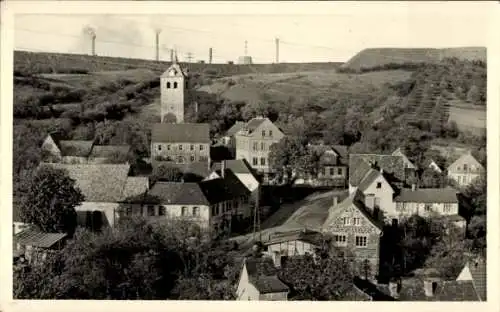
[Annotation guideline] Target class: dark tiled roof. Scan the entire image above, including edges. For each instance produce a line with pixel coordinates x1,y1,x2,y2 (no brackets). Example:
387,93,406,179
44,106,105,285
39,163,131,202
225,121,246,136
350,154,405,184
222,170,252,198
151,123,210,143
146,182,209,206
357,169,382,192
384,278,480,301
211,159,255,175
122,177,149,202
89,145,131,159
14,228,67,248
58,140,94,157
243,117,267,134
264,229,322,247
394,187,459,203
349,157,373,187
198,178,236,204
245,257,289,294
468,259,487,301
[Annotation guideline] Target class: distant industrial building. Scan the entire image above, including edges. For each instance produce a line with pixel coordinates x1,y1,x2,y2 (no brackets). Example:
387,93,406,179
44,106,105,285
238,56,253,64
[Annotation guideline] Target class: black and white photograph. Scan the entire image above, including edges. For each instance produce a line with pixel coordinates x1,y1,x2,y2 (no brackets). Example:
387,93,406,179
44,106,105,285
1,0,496,307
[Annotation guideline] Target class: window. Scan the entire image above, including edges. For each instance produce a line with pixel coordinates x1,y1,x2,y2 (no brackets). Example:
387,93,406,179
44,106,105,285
178,156,184,163
376,182,382,189
167,145,171,151
333,234,347,246
374,197,381,208
261,142,265,151
269,130,273,137
167,82,171,88
353,218,361,226
443,203,453,213
253,142,258,151
181,206,188,216
190,155,195,162
158,145,162,151
463,164,468,171
342,217,351,226
355,236,368,247
211,206,216,216
125,206,132,216
337,168,343,175
396,202,403,210
193,207,200,217
262,130,266,137
253,157,258,166
260,157,266,166
424,204,432,212
174,82,178,89
457,176,462,184
159,206,166,216
329,168,334,175
179,144,183,151
200,145,204,151
147,205,155,216
190,144,194,151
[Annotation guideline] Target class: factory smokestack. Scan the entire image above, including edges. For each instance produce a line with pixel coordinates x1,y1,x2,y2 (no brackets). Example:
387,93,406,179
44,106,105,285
170,49,174,63
155,29,161,61
83,26,96,56
209,47,213,64
275,37,280,64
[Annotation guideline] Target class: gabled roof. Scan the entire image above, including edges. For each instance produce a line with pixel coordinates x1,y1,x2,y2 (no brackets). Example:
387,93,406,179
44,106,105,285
349,154,405,185
357,168,393,193
225,121,246,137
151,123,210,143
89,145,131,159
465,258,487,301
323,189,384,232
394,187,459,203
14,228,67,248
122,177,149,202
243,117,267,133
39,163,131,202
58,140,94,157
160,62,187,78
198,177,238,204
244,257,289,294
147,182,209,205
447,152,485,173
222,170,252,198
392,147,417,169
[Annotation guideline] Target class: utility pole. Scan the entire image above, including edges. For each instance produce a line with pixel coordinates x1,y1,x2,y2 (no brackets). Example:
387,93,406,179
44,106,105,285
209,47,213,64
155,29,161,61
275,37,280,64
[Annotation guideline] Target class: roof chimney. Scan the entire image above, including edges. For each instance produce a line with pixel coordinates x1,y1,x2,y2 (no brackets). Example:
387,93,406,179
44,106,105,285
221,160,226,178
388,279,401,299
333,195,338,207
423,279,437,297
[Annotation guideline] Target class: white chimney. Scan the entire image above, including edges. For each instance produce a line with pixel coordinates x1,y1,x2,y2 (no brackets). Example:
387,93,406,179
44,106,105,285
380,168,384,175
423,279,436,297
333,196,338,207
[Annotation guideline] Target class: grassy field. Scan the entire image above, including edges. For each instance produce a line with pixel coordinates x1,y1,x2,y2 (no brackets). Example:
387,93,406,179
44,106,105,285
341,47,486,72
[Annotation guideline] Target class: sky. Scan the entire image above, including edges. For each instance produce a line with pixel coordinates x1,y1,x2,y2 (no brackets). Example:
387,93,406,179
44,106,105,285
13,2,492,63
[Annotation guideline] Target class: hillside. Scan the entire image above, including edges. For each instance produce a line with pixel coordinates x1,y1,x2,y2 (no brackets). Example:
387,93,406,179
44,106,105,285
14,51,342,77
340,47,486,72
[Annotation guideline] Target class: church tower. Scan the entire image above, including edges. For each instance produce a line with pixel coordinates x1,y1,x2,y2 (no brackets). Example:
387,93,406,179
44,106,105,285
160,54,187,123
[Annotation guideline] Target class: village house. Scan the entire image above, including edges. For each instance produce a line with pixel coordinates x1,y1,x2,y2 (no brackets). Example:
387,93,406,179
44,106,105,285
233,117,285,181
14,228,67,265
206,159,260,199
236,256,290,301
39,163,148,230
261,229,323,268
393,186,468,228
447,151,485,187
150,123,211,167
294,144,349,188
348,154,406,194
221,121,246,157
137,174,251,235
41,133,131,164
391,147,417,181
322,190,384,281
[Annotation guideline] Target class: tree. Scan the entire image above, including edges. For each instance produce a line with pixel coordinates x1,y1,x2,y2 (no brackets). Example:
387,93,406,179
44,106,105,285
278,254,354,300
463,173,486,216
268,136,308,184
152,164,183,183
420,168,446,188
20,166,84,235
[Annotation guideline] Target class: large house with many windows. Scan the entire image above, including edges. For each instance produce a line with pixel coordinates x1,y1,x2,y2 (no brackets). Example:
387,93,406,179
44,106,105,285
447,151,485,187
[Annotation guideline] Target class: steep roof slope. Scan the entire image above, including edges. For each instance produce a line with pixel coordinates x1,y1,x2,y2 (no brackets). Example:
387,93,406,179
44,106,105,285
151,123,210,143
